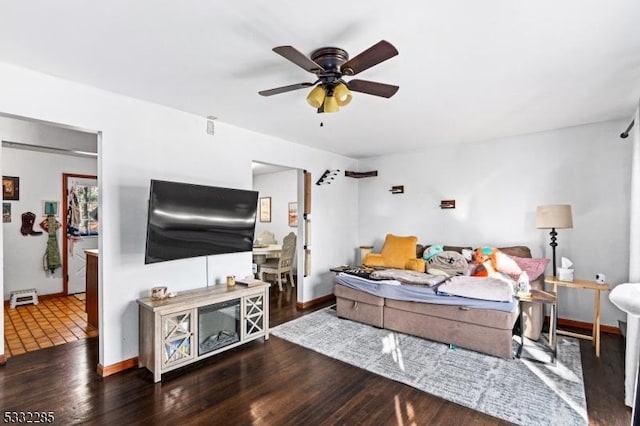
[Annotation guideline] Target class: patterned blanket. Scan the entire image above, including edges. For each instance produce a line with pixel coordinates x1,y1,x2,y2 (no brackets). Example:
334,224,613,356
369,269,447,286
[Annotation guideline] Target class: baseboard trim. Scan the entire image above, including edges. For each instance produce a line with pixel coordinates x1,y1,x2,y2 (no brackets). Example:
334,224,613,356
0,354,6,365
38,292,67,300
97,357,138,377
296,294,335,310
553,317,621,335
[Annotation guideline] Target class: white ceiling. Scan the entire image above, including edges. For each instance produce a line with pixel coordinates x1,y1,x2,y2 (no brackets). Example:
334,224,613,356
1,1,639,159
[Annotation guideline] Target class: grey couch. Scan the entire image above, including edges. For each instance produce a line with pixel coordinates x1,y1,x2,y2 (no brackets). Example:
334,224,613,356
334,245,544,359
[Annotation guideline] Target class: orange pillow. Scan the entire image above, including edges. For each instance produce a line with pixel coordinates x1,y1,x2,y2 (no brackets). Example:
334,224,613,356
380,234,418,269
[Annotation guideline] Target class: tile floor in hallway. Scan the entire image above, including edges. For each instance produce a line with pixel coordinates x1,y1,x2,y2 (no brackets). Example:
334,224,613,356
3,294,98,358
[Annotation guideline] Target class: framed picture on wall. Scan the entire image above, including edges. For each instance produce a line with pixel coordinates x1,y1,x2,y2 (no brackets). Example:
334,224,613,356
2,176,19,200
2,202,11,223
288,202,298,227
259,197,271,222
43,200,59,216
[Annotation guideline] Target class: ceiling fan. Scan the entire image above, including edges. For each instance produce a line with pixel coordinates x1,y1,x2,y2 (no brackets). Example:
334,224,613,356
258,40,399,113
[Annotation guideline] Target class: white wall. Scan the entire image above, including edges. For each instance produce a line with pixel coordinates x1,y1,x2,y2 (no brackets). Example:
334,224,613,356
2,147,97,298
358,119,631,327
253,169,298,243
0,62,358,366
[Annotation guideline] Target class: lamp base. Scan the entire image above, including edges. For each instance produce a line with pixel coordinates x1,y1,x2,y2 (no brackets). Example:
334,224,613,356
549,227,558,277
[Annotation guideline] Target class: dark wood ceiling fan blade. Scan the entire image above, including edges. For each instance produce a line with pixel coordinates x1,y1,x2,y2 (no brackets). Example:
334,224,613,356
341,40,398,76
273,46,325,73
258,82,314,96
347,79,399,98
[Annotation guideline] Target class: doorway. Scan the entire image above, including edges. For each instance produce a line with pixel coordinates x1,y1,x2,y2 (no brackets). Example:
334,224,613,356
62,173,98,295
1,115,99,359
251,161,303,301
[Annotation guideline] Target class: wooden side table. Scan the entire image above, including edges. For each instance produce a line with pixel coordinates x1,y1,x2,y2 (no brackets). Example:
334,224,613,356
516,289,557,363
544,276,610,358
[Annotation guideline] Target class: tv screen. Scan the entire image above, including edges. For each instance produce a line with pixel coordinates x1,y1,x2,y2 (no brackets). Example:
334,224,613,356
144,179,259,264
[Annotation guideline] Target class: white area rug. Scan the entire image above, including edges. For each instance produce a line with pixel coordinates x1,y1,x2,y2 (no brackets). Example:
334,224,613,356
271,307,587,426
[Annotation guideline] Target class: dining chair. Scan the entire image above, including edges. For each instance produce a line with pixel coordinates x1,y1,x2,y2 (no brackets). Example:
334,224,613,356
259,232,296,291
256,230,277,245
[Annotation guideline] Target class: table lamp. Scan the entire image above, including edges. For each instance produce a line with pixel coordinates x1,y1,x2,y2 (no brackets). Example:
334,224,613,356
536,204,573,277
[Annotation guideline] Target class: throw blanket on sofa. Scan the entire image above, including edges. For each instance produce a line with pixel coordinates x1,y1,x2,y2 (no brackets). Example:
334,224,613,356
335,273,515,312
436,276,514,302
427,251,468,276
369,269,447,286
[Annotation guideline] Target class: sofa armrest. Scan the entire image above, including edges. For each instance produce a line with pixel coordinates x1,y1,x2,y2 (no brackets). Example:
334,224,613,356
405,258,426,272
363,253,385,267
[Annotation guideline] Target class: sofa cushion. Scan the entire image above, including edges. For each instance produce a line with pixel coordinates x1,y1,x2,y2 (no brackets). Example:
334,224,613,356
384,298,517,329
497,245,532,258
335,284,384,328
335,283,384,306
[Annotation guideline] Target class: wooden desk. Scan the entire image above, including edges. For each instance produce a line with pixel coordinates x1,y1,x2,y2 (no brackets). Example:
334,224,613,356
252,245,282,278
252,244,282,264
545,276,610,358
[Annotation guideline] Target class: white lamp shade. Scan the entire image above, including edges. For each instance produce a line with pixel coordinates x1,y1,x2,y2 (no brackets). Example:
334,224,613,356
536,204,573,229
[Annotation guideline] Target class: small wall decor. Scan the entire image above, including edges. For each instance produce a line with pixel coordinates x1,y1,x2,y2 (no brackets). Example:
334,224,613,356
2,176,19,200
288,202,298,227
389,185,404,194
2,202,11,223
259,196,271,222
43,200,59,216
345,170,378,179
440,200,456,209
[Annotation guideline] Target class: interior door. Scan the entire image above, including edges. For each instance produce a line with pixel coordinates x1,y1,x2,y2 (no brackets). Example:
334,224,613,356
63,174,98,295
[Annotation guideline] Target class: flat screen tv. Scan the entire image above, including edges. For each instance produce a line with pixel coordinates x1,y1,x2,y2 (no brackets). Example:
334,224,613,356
144,179,259,264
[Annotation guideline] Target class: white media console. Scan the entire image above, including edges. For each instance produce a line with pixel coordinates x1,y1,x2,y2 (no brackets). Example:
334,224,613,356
137,282,270,382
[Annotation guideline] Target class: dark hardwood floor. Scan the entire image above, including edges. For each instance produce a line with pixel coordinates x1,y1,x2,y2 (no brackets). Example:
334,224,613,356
0,285,632,425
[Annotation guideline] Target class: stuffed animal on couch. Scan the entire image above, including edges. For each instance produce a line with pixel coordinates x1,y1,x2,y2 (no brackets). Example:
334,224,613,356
473,246,523,279
363,234,426,272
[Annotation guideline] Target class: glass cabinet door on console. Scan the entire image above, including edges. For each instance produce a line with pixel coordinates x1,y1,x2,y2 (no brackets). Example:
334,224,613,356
244,294,265,339
161,309,195,367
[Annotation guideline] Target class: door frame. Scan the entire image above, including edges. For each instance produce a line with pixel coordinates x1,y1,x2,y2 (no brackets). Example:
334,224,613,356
62,172,98,295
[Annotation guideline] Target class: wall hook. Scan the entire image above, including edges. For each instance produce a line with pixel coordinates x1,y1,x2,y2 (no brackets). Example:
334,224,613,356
316,169,340,185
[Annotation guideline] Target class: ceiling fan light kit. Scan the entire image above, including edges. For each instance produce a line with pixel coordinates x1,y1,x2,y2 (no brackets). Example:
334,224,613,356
306,85,326,109
259,40,399,114
323,95,339,113
334,82,352,106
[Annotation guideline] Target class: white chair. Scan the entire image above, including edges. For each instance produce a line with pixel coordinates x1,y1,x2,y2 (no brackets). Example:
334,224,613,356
256,230,277,245
259,232,296,291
